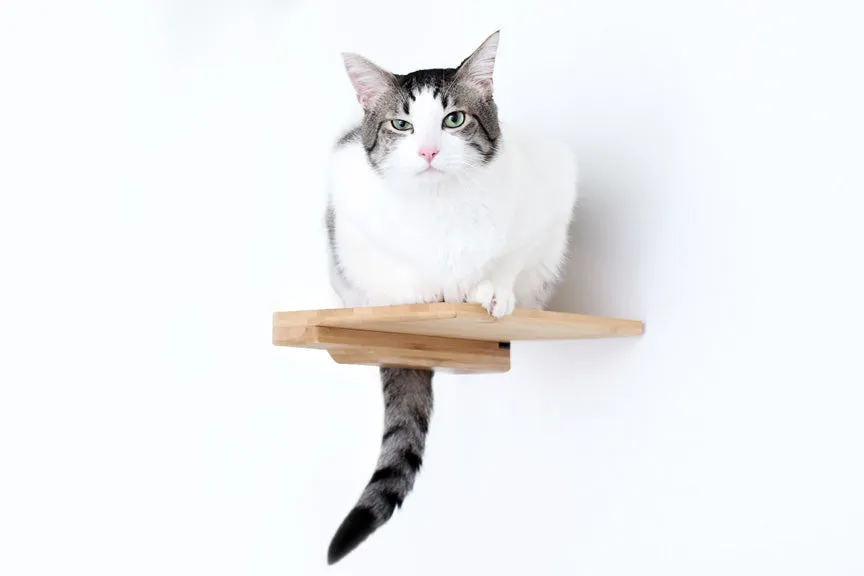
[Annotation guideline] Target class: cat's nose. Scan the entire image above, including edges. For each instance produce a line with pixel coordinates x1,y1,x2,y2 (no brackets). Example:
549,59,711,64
418,147,439,163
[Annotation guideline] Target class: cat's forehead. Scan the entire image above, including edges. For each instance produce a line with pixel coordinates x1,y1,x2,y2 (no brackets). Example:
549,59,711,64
395,68,459,115
401,88,449,120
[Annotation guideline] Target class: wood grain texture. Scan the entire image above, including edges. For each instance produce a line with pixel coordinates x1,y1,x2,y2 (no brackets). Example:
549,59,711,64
273,325,510,373
272,303,642,373
273,302,644,342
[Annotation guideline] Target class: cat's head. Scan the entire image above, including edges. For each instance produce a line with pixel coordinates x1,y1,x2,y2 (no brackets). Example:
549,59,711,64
341,31,501,182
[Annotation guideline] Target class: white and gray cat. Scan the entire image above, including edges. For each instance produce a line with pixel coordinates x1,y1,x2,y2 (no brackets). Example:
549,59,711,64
324,31,578,564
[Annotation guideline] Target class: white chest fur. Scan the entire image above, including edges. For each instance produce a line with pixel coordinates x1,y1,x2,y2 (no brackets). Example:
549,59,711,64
330,149,513,303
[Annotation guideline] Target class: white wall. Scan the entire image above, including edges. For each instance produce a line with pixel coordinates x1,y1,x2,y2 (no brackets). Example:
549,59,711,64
2,1,863,574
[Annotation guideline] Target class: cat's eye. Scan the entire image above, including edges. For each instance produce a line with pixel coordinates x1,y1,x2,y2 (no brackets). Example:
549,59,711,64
391,119,413,131
443,111,466,128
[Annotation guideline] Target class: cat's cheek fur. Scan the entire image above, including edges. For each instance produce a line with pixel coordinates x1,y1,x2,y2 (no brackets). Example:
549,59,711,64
387,135,432,177
435,132,481,175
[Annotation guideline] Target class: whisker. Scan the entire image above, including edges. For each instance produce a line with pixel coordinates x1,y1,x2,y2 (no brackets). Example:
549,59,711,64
456,160,487,174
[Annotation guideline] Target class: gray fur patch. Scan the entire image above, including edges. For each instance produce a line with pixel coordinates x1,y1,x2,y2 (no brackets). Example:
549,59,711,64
336,126,360,147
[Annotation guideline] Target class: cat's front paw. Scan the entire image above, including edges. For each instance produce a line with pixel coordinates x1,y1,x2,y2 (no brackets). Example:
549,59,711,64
467,280,516,319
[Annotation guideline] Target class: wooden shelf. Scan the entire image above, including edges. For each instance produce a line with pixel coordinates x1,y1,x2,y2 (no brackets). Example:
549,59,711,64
273,303,643,374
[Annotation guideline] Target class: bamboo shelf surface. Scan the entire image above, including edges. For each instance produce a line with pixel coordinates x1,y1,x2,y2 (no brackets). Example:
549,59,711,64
273,303,643,374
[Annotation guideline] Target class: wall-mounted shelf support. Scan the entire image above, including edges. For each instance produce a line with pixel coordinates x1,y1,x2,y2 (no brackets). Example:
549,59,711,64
273,303,643,374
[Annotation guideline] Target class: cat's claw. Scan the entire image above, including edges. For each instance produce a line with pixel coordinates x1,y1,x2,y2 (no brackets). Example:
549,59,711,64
468,280,516,318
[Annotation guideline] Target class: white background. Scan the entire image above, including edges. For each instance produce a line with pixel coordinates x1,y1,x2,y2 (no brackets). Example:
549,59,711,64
2,1,863,574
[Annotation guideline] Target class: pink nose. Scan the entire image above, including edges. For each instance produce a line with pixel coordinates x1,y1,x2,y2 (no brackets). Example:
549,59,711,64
418,147,439,163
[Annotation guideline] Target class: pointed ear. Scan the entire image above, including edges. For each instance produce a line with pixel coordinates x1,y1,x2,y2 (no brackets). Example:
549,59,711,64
456,31,500,97
341,52,395,111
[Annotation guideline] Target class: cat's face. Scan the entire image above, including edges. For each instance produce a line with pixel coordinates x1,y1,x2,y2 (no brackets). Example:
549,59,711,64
342,32,501,183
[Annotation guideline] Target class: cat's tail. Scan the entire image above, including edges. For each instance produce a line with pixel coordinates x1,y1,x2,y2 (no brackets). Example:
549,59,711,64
327,367,434,565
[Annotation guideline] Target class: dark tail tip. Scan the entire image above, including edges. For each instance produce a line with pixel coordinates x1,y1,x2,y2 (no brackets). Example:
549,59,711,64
327,507,377,565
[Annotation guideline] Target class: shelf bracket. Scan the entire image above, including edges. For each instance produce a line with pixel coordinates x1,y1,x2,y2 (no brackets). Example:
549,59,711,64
273,324,510,373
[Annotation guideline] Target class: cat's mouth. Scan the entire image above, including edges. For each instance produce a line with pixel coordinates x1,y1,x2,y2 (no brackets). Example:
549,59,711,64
418,166,443,175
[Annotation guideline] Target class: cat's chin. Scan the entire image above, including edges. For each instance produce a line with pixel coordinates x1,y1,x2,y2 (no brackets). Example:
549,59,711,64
415,167,446,181
384,167,450,187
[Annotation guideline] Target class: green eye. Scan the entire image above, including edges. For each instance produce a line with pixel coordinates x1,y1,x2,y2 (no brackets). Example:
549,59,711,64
391,119,413,131
443,111,466,128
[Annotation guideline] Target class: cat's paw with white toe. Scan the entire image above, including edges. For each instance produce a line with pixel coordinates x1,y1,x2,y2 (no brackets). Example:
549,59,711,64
467,280,516,318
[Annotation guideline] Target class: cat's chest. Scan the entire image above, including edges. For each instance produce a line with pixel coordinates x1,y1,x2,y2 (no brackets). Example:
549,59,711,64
376,198,505,279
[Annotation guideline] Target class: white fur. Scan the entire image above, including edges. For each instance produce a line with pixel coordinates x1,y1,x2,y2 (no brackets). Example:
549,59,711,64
327,96,578,317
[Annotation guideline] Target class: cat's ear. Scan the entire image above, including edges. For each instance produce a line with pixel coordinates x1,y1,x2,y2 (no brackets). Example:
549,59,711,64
341,52,395,111
456,31,500,97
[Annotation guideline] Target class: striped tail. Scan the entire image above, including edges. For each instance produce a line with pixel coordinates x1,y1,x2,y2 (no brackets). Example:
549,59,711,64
327,367,434,565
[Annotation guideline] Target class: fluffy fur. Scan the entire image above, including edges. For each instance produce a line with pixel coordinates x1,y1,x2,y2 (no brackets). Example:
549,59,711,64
324,31,578,564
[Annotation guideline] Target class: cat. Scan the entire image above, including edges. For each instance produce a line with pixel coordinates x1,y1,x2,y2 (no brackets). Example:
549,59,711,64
324,31,578,564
